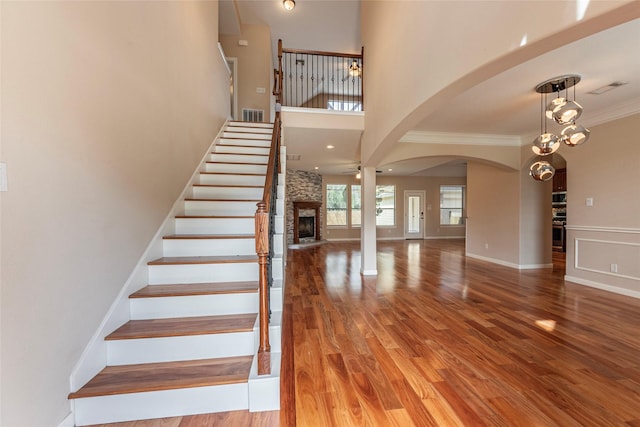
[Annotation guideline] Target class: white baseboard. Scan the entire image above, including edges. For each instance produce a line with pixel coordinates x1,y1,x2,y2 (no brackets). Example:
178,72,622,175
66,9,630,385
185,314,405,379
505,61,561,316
466,253,551,270
564,275,640,299
360,268,378,276
57,412,75,427
424,236,465,240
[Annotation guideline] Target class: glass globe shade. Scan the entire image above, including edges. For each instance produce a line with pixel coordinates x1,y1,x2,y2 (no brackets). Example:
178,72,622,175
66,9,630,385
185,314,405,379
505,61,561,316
552,100,583,125
529,160,555,182
531,133,560,156
545,97,566,120
561,124,590,146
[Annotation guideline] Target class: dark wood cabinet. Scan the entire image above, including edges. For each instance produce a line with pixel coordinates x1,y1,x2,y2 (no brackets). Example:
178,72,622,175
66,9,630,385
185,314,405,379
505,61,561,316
553,168,567,192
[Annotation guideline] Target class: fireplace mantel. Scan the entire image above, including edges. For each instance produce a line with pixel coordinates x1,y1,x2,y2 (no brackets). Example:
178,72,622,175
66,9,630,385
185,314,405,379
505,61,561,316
293,201,321,244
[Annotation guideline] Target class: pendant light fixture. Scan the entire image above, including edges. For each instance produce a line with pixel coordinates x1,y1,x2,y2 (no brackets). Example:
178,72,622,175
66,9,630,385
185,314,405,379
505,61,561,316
529,74,590,181
349,59,361,78
283,0,295,11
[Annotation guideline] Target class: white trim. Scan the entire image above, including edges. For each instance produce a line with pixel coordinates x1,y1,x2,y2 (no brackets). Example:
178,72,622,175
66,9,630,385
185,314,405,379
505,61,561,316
565,225,640,234
583,99,640,129
466,253,551,270
564,275,640,299
400,130,521,146
69,121,231,398
281,106,364,117
325,237,360,242
57,412,75,427
360,268,378,276
425,236,465,240
574,238,640,281
217,43,231,76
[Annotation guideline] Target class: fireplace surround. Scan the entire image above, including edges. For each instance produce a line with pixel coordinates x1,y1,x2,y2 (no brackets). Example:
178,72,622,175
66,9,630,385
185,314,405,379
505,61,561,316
293,200,321,244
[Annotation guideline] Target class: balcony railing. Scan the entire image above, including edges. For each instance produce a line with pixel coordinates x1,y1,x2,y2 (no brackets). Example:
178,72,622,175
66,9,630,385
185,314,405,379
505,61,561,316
274,39,363,111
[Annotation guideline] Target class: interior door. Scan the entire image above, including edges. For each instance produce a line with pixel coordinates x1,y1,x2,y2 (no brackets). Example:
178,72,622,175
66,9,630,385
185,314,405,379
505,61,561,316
404,191,425,239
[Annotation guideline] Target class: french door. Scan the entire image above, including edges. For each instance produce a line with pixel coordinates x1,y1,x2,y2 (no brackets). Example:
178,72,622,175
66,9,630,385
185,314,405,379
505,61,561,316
404,191,425,239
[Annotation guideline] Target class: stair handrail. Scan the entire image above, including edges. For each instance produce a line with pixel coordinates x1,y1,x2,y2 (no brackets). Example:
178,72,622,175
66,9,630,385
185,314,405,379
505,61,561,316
255,112,281,376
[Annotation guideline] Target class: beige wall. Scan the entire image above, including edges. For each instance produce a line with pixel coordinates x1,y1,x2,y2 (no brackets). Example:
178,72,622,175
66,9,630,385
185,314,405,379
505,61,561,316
323,174,466,241
220,24,272,121
466,162,521,266
563,113,640,296
0,2,228,425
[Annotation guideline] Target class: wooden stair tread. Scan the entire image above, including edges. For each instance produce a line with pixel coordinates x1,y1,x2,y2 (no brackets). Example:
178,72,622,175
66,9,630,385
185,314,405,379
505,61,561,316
206,161,267,165
175,215,253,219
68,356,253,399
148,255,258,265
106,313,257,340
213,144,269,149
163,234,255,240
130,282,259,298
213,153,268,157
193,184,263,188
220,136,271,141
199,172,265,176
184,198,261,202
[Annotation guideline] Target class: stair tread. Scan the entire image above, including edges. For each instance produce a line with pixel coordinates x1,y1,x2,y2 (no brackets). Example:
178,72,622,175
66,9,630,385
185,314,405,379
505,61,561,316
213,153,268,157
68,356,253,399
213,144,269,149
200,171,265,176
219,136,271,141
106,313,257,340
175,215,254,219
148,255,258,265
193,184,263,188
184,198,261,202
130,282,259,298
163,234,255,240
206,161,267,165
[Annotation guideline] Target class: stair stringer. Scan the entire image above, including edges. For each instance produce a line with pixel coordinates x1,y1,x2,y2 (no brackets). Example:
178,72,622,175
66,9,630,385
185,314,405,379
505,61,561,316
68,120,231,399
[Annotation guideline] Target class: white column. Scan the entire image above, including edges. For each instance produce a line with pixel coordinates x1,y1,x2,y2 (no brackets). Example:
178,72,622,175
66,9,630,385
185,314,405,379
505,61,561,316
360,166,378,275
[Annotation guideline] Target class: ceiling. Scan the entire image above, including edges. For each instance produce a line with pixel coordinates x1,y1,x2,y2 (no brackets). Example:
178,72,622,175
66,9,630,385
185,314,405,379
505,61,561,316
221,1,640,177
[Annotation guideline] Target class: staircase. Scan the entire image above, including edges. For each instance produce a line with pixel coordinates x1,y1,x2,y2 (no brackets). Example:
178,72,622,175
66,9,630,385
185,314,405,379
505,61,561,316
69,121,285,425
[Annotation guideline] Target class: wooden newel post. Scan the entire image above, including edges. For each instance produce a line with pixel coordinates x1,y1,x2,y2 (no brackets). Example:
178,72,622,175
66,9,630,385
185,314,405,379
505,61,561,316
255,202,271,375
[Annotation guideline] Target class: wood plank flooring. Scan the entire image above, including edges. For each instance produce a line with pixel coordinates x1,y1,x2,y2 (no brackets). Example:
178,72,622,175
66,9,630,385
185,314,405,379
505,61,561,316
88,240,640,426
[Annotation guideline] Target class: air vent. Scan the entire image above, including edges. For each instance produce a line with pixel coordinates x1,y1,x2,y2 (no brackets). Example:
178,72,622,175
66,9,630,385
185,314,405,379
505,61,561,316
242,108,264,122
588,81,628,95
287,154,301,161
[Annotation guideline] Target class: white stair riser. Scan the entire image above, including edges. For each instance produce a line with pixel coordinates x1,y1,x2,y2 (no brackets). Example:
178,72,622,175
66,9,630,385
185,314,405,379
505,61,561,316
205,163,267,174
106,332,255,365
175,217,254,235
218,138,271,148
199,173,265,186
73,383,249,425
226,125,272,133
210,154,268,164
222,131,271,140
192,186,264,200
148,262,258,285
130,293,259,319
184,200,258,216
213,146,269,156
163,238,255,257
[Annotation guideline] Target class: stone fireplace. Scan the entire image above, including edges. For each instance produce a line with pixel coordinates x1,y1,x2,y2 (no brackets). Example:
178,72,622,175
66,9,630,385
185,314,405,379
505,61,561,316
293,201,321,244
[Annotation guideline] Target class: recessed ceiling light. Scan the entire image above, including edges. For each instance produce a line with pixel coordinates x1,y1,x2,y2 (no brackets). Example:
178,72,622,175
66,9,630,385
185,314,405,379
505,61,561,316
314,166,319,170
326,145,334,149
388,168,393,172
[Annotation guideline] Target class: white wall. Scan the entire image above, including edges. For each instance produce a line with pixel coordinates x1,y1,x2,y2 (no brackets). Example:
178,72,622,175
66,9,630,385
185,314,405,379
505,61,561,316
0,2,229,425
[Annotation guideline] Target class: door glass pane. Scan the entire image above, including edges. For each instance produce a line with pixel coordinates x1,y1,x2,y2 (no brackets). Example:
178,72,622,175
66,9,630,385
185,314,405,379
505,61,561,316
408,196,420,233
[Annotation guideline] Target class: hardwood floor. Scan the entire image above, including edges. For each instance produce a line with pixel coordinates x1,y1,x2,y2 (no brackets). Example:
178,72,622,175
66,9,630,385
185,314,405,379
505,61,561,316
89,240,640,426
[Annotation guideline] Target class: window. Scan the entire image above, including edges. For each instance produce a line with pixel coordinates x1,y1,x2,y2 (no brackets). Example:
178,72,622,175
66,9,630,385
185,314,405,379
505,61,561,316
440,185,465,225
326,184,348,226
351,185,361,226
376,185,395,226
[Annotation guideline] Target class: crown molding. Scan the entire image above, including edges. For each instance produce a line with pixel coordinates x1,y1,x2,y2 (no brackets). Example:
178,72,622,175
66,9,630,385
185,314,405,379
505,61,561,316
400,131,522,147
583,99,640,129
